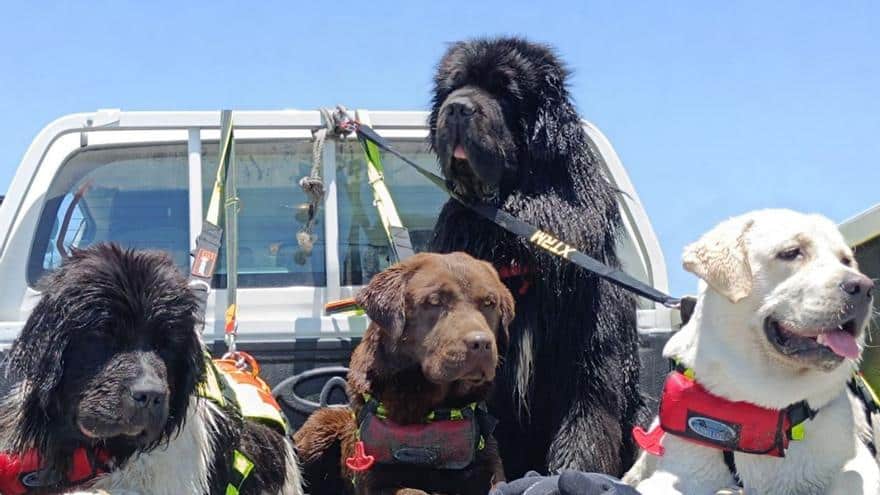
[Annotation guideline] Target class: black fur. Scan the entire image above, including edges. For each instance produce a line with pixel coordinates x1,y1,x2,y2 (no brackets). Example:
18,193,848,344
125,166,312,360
0,244,293,494
429,37,647,478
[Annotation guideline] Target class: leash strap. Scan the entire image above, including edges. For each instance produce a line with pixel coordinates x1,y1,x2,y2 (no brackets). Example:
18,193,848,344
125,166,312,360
348,121,680,308
354,110,415,261
849,375,880,456
190,110,235,325
222,111,240,354
722,450,742,487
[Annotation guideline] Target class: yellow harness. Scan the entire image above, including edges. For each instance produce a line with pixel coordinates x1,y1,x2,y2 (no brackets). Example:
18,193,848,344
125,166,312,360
197,355,289,495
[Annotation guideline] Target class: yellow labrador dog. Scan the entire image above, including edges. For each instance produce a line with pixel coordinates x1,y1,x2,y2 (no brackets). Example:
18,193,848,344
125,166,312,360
625,209,879,495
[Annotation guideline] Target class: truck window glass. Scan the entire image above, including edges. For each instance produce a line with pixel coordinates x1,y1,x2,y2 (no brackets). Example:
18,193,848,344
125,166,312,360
201,139,326,288
336,140,447,285
28,144,190,285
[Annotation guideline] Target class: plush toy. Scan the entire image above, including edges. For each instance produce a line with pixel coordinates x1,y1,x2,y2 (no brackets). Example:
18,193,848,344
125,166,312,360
490,470,640,495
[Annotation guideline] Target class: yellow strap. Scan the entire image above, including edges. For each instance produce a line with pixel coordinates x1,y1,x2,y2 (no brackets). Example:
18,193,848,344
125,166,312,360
363,393,477,422
790,422,806,441
225,450,255,495
206,113,235,226
858,374,880,405
196,358,226,406
225,304,238,331
354,110,413,261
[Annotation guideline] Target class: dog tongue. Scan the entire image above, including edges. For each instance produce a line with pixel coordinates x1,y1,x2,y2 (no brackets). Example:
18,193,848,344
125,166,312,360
453,145,468,160
817,331,860,359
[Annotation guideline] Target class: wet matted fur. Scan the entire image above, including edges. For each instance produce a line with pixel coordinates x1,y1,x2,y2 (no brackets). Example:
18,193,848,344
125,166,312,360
429,37,647,477
0,243,301,495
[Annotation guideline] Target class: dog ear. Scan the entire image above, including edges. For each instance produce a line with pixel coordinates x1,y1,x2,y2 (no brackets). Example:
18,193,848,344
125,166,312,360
5,296,68,409
349,263,410,394
0,294,69,458
527,66,580,164
682,217,755,303
355,264,408,340
496,284,515,356
478,259,515,356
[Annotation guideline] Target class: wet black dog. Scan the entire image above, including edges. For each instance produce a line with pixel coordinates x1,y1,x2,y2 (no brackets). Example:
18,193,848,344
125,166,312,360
0,244,301,494
429,37,646,478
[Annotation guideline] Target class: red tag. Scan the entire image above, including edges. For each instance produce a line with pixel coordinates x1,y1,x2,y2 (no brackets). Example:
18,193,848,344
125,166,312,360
345,441,375,472
191,249,217,278
633,425,666,456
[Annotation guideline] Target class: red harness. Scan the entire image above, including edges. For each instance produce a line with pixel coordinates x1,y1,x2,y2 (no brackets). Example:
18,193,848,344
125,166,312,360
345,396,496,475
0,447,111,494
633,368,815,458
497,261,531,295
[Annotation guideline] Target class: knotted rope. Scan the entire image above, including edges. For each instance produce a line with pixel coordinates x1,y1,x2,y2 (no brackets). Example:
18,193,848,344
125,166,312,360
296,106,353,259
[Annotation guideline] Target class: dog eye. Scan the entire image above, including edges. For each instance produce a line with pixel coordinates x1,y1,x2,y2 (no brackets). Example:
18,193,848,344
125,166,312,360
776,247,803,261
427,293,442,306
841,257,853,266
483,297,495,307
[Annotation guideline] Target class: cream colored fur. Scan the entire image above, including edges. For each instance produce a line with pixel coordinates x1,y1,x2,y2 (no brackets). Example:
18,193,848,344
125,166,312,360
625,209,880,495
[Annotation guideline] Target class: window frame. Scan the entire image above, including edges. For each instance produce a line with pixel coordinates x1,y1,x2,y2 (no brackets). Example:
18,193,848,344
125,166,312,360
0,109,673,347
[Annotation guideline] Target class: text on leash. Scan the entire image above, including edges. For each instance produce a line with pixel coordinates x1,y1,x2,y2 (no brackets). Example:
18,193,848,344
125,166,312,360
529,231,576,258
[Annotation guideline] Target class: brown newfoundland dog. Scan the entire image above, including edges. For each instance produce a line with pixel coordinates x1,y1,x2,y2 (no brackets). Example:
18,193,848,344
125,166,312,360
295,252,513,494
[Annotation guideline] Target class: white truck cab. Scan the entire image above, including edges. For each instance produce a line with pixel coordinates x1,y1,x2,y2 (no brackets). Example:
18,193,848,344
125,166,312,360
0,109,677,422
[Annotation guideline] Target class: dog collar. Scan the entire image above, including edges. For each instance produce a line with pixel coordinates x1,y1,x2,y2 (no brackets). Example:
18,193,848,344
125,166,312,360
632,361,817,458
346,393,497,475
497,261,531,295
0,446,112,494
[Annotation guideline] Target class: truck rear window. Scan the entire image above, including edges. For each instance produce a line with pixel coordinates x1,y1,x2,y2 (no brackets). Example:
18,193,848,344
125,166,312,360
29,144,191,285
200,140,326,288
28,140,329,288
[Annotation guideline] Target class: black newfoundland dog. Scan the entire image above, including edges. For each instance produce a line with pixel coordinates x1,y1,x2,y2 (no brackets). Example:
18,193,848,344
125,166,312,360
429,37,646,478
0,244,301,494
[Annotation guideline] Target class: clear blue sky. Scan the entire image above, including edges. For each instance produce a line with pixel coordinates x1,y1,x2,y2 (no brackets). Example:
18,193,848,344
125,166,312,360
1,1,877,296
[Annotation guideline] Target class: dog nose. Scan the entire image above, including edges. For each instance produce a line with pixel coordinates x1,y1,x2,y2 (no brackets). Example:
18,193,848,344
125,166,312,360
445,97,475,125
131,388,166,409
464,331,493,354
129,382,167,410
840,275,874,298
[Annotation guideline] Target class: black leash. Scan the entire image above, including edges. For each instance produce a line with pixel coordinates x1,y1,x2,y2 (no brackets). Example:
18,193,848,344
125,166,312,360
341,119,681,308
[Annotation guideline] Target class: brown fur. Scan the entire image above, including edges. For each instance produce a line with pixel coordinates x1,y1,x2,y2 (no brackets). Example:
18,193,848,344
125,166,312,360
295,252,512,495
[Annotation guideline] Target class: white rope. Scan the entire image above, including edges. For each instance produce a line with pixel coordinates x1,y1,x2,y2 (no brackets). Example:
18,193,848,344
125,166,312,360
296,106,352,258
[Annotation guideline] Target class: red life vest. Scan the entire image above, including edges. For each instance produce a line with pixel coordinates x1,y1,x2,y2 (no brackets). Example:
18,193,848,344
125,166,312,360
0,447,111,494
633,367,815,458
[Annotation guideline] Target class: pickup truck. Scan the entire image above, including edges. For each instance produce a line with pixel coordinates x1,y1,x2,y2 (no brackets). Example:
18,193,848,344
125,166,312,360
0,109,679,425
